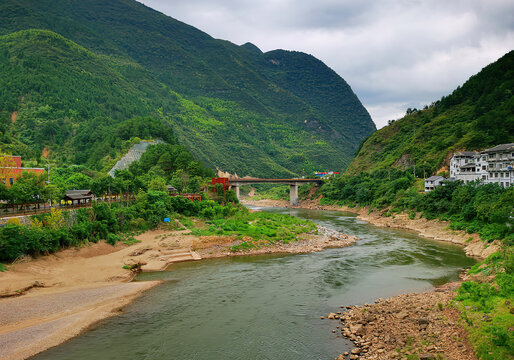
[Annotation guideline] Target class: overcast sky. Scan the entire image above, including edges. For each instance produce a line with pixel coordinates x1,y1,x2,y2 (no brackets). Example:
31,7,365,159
140,0,514,129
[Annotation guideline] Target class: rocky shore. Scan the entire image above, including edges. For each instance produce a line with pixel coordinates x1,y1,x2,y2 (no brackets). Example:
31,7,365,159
326,281,476,360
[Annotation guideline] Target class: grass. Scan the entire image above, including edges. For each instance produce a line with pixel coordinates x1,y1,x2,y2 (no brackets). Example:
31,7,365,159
0,263,7,272
452,249,514,359
189,211,317,251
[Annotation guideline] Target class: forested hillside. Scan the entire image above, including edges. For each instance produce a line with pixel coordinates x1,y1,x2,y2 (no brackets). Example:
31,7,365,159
0,0,375,176
348,50,514,175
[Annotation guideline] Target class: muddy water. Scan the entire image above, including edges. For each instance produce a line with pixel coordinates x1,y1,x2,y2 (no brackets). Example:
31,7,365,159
32,207,475,360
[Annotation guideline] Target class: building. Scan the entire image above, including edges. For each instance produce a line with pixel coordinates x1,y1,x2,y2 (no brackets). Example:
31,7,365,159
482,143,514,188
62,190,95,206
449,151,478,179
424,176,445,192
314,171,340,179
442,143,514,189
0,155,45,187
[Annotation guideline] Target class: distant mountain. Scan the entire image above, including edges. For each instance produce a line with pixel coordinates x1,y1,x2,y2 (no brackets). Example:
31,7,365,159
0,0,375,176
348,50,514,176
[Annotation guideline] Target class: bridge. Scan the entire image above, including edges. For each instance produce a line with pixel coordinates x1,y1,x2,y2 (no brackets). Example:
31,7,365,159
228,178,324,206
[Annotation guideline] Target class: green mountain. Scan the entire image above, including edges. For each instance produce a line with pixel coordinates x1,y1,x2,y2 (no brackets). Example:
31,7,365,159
0,0,375,176
348,50,514,175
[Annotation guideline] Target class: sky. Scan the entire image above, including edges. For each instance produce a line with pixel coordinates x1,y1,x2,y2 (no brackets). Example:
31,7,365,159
140,0,514,129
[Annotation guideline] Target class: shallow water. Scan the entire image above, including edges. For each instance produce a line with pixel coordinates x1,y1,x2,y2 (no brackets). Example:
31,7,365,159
32,207,475,360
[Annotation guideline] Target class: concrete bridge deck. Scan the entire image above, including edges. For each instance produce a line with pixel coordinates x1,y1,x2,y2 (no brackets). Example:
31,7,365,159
228,178,323,205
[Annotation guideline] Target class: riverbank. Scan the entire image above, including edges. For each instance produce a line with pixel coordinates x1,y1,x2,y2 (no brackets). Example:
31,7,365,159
328,281,477,360
241,198,500,259
242,198,500,360
0,221,355,360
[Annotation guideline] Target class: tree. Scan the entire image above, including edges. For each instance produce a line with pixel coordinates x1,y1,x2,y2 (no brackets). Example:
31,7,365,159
148,177,167,192
0,155,17,186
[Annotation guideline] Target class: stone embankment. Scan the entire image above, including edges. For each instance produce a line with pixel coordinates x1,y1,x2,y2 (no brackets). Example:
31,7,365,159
108,140,163,177
327,282,477,360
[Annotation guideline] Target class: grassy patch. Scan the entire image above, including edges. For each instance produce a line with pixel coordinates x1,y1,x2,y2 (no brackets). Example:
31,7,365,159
190,211,317,251
453,249,514,359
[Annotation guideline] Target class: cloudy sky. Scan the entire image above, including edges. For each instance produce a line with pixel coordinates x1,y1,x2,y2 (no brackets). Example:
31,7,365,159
140,0,514,129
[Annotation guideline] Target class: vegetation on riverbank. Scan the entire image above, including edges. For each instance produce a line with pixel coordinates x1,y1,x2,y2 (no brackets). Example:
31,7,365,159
320,170,513,243
0,189,317,261
188,210,317,251
454,249,514,359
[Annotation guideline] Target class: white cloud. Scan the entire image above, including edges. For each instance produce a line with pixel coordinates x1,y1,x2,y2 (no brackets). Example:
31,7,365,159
140,0,514,129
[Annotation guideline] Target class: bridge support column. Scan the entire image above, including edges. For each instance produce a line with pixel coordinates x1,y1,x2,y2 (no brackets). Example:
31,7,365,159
289,183,298,206
233,185,240,200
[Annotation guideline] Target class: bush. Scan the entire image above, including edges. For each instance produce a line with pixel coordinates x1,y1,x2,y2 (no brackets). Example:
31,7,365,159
106,233,119,246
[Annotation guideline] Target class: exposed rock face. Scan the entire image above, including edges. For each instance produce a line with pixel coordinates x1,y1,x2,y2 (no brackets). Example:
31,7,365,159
326,282,477,360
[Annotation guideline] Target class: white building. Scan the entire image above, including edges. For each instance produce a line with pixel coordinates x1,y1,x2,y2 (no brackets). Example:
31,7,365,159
429,143,514,191
483,143,514,188
449,151,479,181
424,176,445,192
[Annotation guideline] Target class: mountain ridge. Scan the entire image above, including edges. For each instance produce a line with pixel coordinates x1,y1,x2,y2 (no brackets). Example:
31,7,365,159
0,0,375,176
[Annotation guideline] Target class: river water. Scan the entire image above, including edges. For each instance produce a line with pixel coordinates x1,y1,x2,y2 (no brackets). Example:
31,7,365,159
32,207,475,360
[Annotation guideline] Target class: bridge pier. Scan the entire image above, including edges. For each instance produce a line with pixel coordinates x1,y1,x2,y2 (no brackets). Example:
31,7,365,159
289,183,299,206
225,178,322,205
232,185,240,200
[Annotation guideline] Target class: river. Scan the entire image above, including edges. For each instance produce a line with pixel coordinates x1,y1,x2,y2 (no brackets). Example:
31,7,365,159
31,207,475,360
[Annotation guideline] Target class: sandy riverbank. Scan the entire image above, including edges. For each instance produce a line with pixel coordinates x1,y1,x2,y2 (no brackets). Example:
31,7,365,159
0,220,355,360
0,227,199,360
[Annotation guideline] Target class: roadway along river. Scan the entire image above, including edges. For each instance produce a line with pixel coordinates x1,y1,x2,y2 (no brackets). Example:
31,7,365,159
32,207,475,360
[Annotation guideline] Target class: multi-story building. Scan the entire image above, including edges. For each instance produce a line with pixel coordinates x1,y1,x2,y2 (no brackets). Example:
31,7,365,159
444,143,514,188
449,151,478,179
483,143,514,188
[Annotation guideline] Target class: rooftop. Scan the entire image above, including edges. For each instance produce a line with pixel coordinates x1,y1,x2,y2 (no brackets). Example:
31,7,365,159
483,143,514,153
426,176,444,181
454,151,478,157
